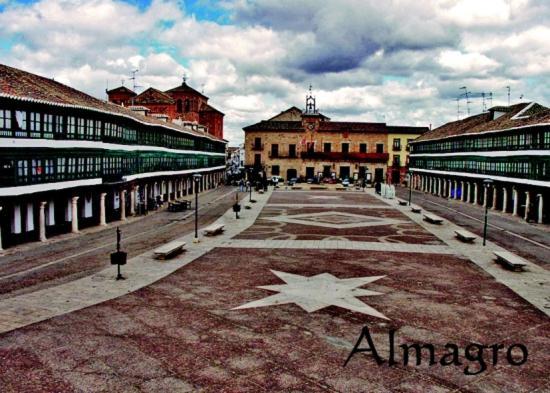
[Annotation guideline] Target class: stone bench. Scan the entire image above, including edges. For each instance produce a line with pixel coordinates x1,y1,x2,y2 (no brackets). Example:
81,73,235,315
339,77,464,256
153,241,186,260
423,213,444,224
397,198,408,206
203,223,224,236
411,206,421,213
454,230,477,243
494,251,527,271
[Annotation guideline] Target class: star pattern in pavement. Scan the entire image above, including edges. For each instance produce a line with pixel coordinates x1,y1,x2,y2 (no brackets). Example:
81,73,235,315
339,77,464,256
232,270,389,319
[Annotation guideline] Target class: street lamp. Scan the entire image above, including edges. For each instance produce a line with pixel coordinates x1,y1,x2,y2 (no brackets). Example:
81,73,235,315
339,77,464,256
193,173,202,243
482,178,493,246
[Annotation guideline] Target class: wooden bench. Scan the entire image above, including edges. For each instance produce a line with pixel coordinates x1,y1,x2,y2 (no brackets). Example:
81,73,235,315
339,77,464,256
423,213,443,224
411,206,421,213
203,223,224,236
494,251,527,271
397,198,408,206
454,230,477,243
153,241,186,260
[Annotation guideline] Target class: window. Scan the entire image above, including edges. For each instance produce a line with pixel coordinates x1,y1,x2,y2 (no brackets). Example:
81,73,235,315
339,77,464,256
289,144,296,157
271,165,280,176
43,114,53,138
392,138,401,151
31,159,43,181
359,143,367,153
30,112,41,137
271,144,279,157
324,143,331,153
17,160,28,180
176,99,183,113
0,109,11,135
376,143,384,153
341,143,349,154
254,137,262,149
67,117,76,137
55,115,64,135
57,157,66,179
14,111,26,130
77,118,85,137
393,155,400,166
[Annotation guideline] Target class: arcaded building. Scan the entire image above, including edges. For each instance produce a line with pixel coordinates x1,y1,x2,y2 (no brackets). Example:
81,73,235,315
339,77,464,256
243,93,427,183
0,64,226,249
409,102,550,224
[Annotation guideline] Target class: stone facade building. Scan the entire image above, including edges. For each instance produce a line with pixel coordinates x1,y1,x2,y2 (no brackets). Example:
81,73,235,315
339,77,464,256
243,93,427,184
0,64,226,249
107,77,224,140
409,102,550,224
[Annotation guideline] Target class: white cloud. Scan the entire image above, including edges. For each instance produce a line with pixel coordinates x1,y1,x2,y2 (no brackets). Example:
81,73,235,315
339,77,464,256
0,0,548,145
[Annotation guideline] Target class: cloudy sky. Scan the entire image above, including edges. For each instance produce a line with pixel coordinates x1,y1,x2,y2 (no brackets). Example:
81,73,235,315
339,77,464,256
0,0,548,144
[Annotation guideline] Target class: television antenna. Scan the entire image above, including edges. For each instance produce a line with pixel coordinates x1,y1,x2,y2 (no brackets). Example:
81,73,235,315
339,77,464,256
129,69,142,105
506,86,511,106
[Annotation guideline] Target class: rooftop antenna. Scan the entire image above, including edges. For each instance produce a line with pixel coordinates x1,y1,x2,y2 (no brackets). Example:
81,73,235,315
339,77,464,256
201,83,205,94
481,92,487,112
455,97,461,120
460,86,471,116
129,69,142,106
183,73,187,84
488,92,493,108
506,86,511,106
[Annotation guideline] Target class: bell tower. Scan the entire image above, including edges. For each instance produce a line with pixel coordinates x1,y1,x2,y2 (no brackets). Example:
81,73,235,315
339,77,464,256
305,84,317,114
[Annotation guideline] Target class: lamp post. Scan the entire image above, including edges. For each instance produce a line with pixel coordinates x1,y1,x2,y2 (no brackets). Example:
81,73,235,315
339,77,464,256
193,173,202,243
482,178,493,246
408,171,413,206
248,168,254,203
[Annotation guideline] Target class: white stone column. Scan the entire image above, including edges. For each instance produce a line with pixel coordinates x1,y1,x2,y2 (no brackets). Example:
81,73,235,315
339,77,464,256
143,185,148,210
447,180,452,199
491,188,498,210
537,194,543,224
502,187,508,213
524,191,530,221
39,201,47,242
120,190,127,221
473,183,478,205
452,181,457,199
466,183,470,203
71,196,79,233
461,181,466,201
512,188,518,216
437,178,442,196
99,193,107,226
130,187,136,216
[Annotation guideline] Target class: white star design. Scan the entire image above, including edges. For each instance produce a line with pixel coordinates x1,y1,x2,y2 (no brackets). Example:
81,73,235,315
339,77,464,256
232,270,389,320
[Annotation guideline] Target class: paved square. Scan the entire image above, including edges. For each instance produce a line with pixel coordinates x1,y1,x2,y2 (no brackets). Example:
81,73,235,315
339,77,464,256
0,189,547,392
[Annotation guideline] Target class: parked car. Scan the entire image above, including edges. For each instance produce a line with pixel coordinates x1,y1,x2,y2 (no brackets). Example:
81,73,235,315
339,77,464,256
288,177,298,186
341,178,350,187
306,178,314,184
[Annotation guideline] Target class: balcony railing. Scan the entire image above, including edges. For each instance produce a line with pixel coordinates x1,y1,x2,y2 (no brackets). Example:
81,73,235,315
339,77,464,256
393,146,401,151
300,152,389,162
268,152,298,158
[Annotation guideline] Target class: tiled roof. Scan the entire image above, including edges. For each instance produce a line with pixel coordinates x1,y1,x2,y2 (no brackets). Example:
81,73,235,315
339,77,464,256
165,81,208,99
202,104,225,116
243,121,304,132
0,63,225,143
134,87,174,105
106,85,136,96
386,125,429,134
415,102,550,142
318,121,387,133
